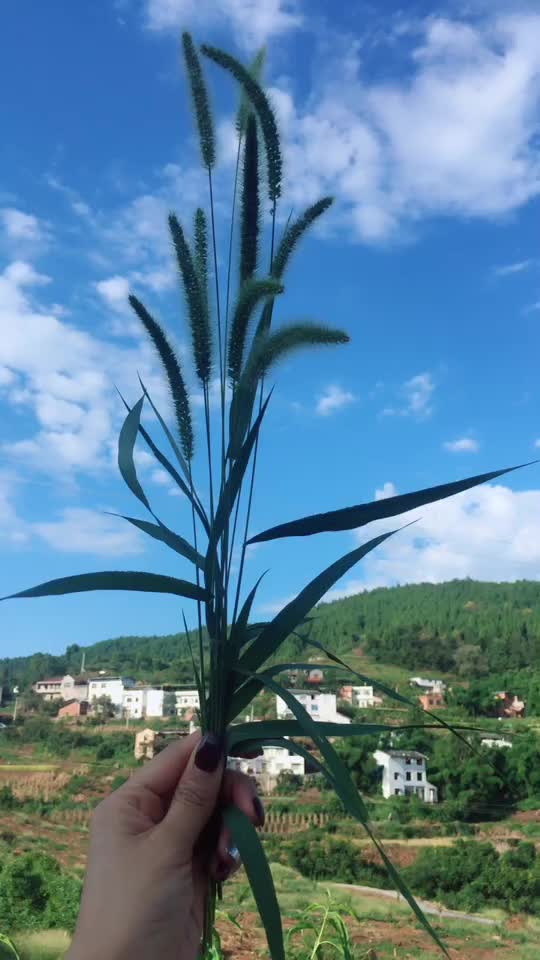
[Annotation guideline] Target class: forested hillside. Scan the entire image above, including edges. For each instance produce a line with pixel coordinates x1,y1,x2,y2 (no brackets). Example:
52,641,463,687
2,579,540,690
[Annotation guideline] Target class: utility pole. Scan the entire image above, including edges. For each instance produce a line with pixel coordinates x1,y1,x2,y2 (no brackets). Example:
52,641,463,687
80,651,86,674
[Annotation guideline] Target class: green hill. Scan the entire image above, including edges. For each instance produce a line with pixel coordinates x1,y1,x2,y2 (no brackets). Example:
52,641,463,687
2,578,540,691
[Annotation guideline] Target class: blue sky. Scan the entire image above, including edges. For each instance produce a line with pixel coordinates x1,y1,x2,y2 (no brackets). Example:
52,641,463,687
1,0,540,660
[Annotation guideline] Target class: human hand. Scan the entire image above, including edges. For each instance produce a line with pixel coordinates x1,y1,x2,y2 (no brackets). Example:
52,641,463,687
66,732,264,960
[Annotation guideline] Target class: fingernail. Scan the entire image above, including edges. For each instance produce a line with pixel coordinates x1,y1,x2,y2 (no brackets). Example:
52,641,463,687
253,796,265,826
194,733,223,773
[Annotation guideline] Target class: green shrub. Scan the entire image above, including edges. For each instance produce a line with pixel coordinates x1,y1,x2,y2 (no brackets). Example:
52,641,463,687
0,854,81,934
0,788,15,811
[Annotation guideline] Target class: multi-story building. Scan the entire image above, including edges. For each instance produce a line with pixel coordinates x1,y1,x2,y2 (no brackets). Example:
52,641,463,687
373,749,438,803
88,676,135,710
60,675,89,703
339,685,383,709
122,688,172,719
276,690,351,724
33,678,63,701
228,745,305,792
175,689,200,716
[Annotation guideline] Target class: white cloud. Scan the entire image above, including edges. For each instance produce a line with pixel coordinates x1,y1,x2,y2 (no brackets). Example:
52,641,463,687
95,275,130,313
315,384,355,417
144,0,302,48
325,482,540,601
0,208,49,253
270,13,540,241
32,508,143,555
0,259,168,476
383,372,435,419
375,481,398,501
150,468,172,486
493,259,532,276
443,436,479,453
0,471,29,545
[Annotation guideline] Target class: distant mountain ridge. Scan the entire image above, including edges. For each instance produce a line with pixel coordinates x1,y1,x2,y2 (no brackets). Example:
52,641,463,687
2,578,540,689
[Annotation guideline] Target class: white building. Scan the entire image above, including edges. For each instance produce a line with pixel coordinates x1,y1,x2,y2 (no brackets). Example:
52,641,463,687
276,691,351,724
228,745,305,790
122,688,173,719
410,677,446,693
373,749,438,803
88,676,135,710
175,689,200,716
481,736,513,749
122,689,146,719
352,686,383,709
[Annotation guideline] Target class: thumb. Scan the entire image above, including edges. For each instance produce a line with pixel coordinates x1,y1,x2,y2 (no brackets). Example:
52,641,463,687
161,733,224,861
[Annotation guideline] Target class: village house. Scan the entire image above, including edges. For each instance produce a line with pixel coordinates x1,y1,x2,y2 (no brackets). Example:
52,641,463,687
58,699,89,719
60,675,89,702
418,689,446,710
33,677,64,701
339,684,383,708
410,676,446,693
494,691,526,718
228,744,305,792
88,676,135,711
175,689,200,716
481,736,513,749
276,690,351,724
122,687,173,719
373,749,438,803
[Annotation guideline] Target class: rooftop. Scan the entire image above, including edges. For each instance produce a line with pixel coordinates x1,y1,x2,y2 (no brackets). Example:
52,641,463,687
381,749,427,760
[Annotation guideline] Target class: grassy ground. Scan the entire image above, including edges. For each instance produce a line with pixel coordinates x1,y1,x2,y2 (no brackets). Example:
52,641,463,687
8,865,540,959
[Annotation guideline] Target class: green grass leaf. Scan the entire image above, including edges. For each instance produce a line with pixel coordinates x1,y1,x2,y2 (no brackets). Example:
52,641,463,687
303,638,485,760
118,395,150,511
235,528,400,682
138,376,191,482
223,805,285,960
2,571,209,603
227,720,438,752
205,393,272,591
106,513,204,569
237,673,449,957
248,462,534,544
117,388,210,535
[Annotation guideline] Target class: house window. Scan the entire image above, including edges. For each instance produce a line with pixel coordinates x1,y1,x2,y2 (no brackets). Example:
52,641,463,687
417,773,422,781
394,772,399,780
394,789,400,795
311,704,319,712
417,758,423,765
405,757,411,764
406,772,411,781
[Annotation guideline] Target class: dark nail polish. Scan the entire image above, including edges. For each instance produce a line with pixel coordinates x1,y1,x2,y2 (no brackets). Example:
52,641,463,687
194,733,223,772
253,795,265,826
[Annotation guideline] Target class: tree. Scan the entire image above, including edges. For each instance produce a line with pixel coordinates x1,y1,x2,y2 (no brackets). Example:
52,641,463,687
454,644,488,678
274,771,303,795
335,735,381,794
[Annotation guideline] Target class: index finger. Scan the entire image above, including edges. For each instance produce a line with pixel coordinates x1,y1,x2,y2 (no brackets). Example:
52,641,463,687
127,730,202,797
